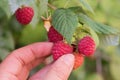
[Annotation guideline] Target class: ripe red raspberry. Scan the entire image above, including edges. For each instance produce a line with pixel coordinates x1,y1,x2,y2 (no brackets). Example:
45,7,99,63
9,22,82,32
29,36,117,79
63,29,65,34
52,41,73,60
48,27,63,42
15,6,34,25
78,36,96,56
73,53,84,69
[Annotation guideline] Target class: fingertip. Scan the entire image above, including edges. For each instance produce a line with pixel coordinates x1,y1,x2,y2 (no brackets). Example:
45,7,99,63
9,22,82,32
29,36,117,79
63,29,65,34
61,54,75,67
44,54,75,80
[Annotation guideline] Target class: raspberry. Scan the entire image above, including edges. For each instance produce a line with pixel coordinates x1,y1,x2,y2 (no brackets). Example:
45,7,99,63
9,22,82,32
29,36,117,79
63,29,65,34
52,41,73,60
48,27,63,43
73,53,84,69
78,36,96,56
15,6,34,25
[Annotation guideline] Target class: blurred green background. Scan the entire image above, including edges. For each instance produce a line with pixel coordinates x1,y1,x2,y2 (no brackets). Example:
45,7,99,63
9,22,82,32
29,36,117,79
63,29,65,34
0,0,120,80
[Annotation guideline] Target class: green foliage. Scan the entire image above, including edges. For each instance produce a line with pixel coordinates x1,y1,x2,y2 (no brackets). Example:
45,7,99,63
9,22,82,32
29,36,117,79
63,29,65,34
0,0,120,80
52,8,78,43
78,13,119,46
78,0,94,14
38,0,48,16
0,31,14,60
110,51,120,80
78,13,118,34
0,0,11,17
89,28,99,47
0,32,14,50
0,48,10,60
19,23,47,46
69,6,85,14
99,35,119,46
85,73,103,80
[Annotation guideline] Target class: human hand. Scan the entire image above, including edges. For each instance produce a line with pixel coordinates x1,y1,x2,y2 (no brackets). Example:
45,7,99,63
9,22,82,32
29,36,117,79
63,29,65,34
0,42,74,80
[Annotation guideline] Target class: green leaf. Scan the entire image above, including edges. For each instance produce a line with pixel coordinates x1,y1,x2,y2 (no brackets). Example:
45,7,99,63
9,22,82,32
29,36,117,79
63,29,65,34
78,0,94,14
0,48,10,60
37,0,48,17
78,13,118,34
30,0,48,26
0,31,15,50
52,8,78,43
19,22,47,46
85,73,103,80
68,6,86,14
0,0,11,17
99,34,119,46
89,28,99,47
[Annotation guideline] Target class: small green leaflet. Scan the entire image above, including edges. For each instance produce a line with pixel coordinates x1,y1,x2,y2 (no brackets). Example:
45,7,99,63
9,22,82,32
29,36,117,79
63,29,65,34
78,13,119,46
99,34,119,46
52,8,78,43
0,48,10,60
0,32,15,50
0,0,11,17
19,22,47,46
89,28,99,47
78,13,118,34
68,6,86,14
36,0,48,17
78,0,94,14
32,0,48,26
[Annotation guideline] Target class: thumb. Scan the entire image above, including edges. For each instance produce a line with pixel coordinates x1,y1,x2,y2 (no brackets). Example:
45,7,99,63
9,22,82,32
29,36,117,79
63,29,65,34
44,54,75,80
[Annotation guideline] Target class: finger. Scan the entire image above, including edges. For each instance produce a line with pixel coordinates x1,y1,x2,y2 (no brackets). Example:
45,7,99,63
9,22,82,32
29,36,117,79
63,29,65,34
30,54,75,80
17,58,44,80
29,64,52,80
45,54,74,80
0,42,53,76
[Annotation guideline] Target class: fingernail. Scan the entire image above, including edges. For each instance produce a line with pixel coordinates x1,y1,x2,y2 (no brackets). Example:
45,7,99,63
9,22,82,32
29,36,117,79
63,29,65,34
63,54,74,66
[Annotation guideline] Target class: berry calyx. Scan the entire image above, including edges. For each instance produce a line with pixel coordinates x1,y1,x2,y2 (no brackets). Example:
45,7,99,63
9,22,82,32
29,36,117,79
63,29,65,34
15,6,34,25
48,27,63,43
73,53,84,69
78,36,96,56
52,41,73,60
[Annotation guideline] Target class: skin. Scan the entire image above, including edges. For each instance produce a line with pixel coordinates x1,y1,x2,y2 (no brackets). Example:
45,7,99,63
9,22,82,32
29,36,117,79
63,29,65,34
0,42,74,80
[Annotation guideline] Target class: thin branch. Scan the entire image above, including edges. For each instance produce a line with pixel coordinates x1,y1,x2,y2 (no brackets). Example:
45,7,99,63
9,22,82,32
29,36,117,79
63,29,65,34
41,16,46,20
64,0,70,8
47,3,57,10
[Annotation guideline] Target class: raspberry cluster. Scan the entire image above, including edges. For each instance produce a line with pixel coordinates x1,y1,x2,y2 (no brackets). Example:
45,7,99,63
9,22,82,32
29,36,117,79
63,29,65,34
47,26,96,70
15,5,96,70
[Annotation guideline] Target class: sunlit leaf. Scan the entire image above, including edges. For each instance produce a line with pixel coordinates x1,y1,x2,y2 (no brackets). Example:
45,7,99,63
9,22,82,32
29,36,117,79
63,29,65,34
69,6,86,14
99,35,119,46
0,48,10,60
38,0,48,17
0,32,15,50
52,8,78,43
78,0,94,14
78,13,118,34
19,22,47,46
89,28,99,47
0,0,11,17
